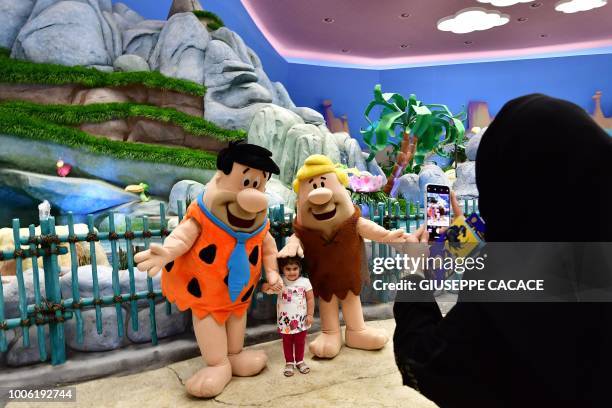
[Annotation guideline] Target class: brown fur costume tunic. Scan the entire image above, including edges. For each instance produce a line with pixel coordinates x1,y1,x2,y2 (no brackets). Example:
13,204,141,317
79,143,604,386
292,206,363,302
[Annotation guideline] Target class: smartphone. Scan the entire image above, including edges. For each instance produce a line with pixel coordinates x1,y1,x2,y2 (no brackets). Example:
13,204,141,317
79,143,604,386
425,184,451,241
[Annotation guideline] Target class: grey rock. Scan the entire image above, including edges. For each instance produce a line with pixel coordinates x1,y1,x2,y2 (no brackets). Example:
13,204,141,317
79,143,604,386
418,163,450,195
465,127,486,161
6,325,50,366
123,20,165,61
266,178,296,211
246,46,284,106
204,40,272,108
396,173,421,203
113,54,150,72
97,0,112,13
87,64,114,73
0,134,216,199
1,272,48,320
167,0,202,19
247,105,301,185
204,99,272,130
13,1,111,66
95,200,168,233
0,329,16,366
0,169,138,214
60,265,117,300
273,82,296,109
290,107,325,125
127,303,190,343
211,27,252,66
112,2,144,31
167,180,206,215
0,0,35,50
363,153,387,186
149,12,209,84
247,104,370,188
118,265,161,302
344,135,367,171
65,307,127,352
453,161,479,199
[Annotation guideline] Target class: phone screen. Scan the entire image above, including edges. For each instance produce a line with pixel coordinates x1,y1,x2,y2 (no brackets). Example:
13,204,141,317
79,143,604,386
425,184,451,240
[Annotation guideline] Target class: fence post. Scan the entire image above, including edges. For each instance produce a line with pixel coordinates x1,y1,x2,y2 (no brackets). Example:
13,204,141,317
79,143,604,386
40,216,66,365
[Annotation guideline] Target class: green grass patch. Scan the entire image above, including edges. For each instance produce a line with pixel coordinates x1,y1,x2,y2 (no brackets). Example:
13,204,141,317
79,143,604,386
0,106,218,169
192,10,224,30
0,47,205,96
0,100,246,142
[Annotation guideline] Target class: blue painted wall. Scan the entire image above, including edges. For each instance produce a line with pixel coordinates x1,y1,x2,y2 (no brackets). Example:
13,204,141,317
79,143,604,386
380,54,612,129
287,53,612,143
115,1,611,145
286,64,381,136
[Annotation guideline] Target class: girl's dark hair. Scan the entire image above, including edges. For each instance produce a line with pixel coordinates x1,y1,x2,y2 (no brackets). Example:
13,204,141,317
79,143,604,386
278,256,302,270
278,256,308,277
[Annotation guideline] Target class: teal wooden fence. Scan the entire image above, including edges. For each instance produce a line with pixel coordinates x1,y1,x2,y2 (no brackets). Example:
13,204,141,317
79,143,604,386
0,198,478,366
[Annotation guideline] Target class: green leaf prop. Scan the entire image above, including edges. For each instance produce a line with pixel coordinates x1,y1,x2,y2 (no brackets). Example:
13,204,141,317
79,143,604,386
360,84,466,176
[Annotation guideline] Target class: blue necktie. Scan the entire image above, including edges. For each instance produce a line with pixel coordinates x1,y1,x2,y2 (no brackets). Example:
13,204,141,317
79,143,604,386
197,193,267,303
227,232,250,302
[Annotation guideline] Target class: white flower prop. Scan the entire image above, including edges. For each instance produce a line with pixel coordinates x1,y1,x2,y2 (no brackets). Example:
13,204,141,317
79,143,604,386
555,0,607,13
477,0,533,6
437,7,510,34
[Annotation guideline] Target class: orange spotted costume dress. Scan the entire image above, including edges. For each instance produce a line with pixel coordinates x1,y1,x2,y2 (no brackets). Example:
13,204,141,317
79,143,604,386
162,194,269,324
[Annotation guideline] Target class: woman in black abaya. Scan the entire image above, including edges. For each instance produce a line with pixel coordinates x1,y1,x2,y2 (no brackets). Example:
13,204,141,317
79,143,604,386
393,94,612,407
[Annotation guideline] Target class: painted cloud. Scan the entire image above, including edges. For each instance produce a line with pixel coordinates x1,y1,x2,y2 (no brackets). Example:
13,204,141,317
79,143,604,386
437,8,510,34
477,0,533,6
555,0,607,13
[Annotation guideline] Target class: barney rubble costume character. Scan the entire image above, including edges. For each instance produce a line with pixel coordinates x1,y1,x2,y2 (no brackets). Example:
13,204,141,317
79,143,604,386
135,141,283,398
279,155,427,358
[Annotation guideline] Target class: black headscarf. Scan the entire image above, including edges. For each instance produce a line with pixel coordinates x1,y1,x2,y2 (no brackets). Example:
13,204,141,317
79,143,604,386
474,94,612,405
476,93,612,242
394,94,612,408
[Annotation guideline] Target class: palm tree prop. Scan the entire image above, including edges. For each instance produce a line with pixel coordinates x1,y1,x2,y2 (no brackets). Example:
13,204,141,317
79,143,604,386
361,85,466,194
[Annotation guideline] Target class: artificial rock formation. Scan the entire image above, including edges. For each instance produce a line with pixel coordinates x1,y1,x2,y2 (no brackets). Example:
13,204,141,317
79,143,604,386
1,0,386,212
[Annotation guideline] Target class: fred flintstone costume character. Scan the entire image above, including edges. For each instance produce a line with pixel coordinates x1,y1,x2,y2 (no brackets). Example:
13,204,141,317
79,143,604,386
135,141,283,398
279,154,427,358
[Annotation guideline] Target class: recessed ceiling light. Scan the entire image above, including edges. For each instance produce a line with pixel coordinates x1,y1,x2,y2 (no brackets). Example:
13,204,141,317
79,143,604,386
517,16,529,21
400,12,411,18
477,0,534,6
530,2,543,7
341,48,350,53
540,33,549,37
464,40,474,45
555,0,607,13
323,17,335,23
437,7,509,34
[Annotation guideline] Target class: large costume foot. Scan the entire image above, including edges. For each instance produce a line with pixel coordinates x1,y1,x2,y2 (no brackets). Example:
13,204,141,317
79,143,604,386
309,331,342,358
185,362,232,398
345,326,388,351
228,349,268,376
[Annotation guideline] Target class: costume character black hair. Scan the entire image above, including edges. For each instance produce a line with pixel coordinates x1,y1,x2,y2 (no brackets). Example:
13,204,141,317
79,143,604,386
393,94,612,408
217,140,280,178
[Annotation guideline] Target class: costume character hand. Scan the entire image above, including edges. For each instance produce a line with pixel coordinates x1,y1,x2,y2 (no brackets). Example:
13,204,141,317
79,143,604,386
381,228,408,243
135,244,172,277
278,237,304,258
266,271,284,293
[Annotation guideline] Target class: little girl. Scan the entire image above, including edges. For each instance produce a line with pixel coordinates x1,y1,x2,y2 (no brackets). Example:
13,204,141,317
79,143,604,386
262,256,314,377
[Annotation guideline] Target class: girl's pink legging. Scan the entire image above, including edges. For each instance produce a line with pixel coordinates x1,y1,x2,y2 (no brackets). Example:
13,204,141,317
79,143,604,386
281,330,307,363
